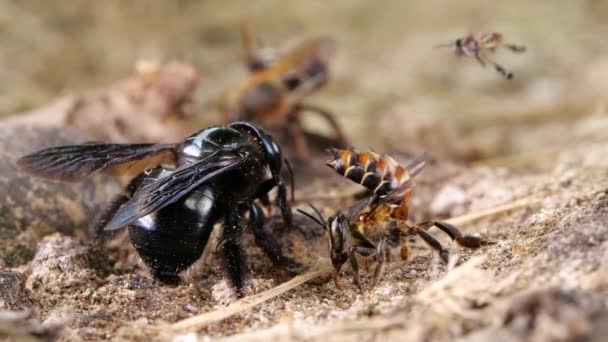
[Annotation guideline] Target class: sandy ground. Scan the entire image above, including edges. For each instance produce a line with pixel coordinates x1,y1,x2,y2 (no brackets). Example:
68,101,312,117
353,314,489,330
1,136,607,341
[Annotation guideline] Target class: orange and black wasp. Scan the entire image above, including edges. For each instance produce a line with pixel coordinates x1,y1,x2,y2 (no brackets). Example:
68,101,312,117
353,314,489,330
436,32,526,79
299,149,495,290
219,20,348,160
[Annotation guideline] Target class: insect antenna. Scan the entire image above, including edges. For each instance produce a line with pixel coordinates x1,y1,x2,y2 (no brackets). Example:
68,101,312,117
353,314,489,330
296,202,326,228
284,157,295,203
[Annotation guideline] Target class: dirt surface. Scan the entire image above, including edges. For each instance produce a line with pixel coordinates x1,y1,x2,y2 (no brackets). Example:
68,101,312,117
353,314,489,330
1,1,608,341
1,144,607,341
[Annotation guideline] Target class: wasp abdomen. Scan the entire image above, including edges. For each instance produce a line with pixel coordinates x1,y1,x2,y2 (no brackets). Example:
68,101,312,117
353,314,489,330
326,149,424,196
326,149,425,198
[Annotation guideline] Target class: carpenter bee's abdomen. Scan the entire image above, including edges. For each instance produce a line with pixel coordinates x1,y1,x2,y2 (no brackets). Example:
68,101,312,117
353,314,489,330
326,149,426,198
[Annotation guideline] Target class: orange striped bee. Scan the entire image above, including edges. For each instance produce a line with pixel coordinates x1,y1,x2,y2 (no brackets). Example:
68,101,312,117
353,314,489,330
219,21,348,160
315,149,495,290
436,32,526,79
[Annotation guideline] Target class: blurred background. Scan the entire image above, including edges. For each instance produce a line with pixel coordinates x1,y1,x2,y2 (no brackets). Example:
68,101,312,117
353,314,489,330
2,0,608,164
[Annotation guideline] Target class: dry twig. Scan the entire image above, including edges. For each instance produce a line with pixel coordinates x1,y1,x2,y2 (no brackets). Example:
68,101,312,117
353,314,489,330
170,265,333,333
446,196,538,226
164,196,536,335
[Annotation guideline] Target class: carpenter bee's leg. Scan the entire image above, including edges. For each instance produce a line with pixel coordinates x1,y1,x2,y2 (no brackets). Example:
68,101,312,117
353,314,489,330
348,245,375,292
414,227,450,263
258,193,273,218
416,221,496,249
249,202,298,269
371,239,391,289
276,178,294,230
296,103,349,148
220,203,249,297
286,110,311,161
276,178,316,238
90,193,130,243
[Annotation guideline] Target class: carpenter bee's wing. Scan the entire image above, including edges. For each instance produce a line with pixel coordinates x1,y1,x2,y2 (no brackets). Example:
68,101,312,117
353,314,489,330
17,143,179,182
103,151,244,231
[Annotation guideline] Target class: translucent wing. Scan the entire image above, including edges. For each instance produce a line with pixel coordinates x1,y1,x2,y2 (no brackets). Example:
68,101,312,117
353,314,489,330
384,153,428,203
103,151,244,231
17,143,178,182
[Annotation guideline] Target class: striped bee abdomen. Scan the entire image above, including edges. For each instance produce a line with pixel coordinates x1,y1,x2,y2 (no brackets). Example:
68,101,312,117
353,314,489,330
326,149,427,200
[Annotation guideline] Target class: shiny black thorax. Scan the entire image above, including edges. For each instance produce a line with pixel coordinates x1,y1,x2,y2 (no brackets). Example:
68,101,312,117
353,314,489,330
177,126,273,201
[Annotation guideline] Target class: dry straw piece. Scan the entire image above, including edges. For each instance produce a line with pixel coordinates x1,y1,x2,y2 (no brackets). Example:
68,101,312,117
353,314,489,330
164,195,537,335
170,265,333,333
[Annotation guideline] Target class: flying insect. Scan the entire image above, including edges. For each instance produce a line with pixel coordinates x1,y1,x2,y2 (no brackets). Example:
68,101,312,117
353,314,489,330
436,32,526,79
17,122,295,296
219,21,348,160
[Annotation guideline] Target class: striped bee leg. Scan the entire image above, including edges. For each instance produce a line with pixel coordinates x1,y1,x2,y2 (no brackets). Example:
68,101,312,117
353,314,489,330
416,221,496,248
412,227,450,263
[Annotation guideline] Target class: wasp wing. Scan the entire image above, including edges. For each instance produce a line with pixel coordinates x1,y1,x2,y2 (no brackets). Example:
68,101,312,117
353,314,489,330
103,151,243,231
17,143,178,182
384,153,428,204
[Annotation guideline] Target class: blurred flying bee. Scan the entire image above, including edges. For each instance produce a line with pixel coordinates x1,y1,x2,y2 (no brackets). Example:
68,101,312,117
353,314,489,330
301,149,496,290
436,32,526,79
18,122,297,296
219,20,348,160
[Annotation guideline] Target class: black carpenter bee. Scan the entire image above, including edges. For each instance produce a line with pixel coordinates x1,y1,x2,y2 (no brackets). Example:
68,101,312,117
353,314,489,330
299,149,495,291
17,122,296,296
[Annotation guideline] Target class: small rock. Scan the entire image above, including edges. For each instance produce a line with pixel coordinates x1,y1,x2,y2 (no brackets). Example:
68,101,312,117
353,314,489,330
430,185,467,216
0,123,121,267
0,269,32,310
26,234,111,301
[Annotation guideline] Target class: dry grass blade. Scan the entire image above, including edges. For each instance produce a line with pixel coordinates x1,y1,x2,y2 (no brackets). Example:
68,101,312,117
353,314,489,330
166,196,535,335
170,265,332,333
219,256,491,341
446,196,539,226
